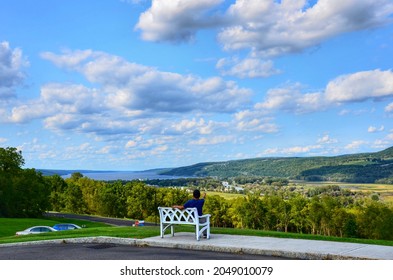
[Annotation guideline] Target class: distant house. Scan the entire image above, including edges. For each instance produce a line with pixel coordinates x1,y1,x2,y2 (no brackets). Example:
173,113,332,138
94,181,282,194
222,181,230,188
221,181,244,193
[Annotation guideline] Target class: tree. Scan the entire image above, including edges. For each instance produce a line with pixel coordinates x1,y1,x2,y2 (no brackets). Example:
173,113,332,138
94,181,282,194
357,200,393,240
12,169,50,217
0,148,50,217
0,147,24,172
236,193,266,230
289,194,308,233
204,195,232,227
63,182,86,214
45,175,68,212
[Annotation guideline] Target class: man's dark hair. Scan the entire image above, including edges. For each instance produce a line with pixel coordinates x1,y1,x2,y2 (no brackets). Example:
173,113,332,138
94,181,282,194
193,189,201,199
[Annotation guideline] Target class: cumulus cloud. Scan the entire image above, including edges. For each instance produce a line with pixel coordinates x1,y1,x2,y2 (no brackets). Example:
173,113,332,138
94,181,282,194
6,49,255,142
255,83,326,114
136,0,393,57
216,57,281,78
41,50,251,114
9,83,105,123
0,41,28,99
234,110,279,133
220,0,393,57
135,0,224,42
255,69,393,114
325,69,393,103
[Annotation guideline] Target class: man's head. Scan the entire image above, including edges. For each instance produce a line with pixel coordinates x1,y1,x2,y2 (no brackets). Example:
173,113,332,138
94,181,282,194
193,189,201,199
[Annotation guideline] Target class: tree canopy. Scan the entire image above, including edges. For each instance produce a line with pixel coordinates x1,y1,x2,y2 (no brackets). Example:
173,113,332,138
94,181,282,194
0,147,24,172
0,147,49,217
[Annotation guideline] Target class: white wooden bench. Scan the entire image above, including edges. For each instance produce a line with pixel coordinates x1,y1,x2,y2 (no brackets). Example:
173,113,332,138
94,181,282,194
158,207,211,241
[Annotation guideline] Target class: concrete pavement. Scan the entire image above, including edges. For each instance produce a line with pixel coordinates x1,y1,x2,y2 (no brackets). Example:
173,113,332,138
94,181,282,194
2,233,391,260
141,232,393,260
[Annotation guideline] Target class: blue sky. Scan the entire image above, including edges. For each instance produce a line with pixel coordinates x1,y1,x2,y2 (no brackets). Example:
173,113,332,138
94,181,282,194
1,0,393,171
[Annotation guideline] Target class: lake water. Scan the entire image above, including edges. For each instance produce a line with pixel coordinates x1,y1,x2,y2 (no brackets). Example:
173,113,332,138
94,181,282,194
61,170,187,181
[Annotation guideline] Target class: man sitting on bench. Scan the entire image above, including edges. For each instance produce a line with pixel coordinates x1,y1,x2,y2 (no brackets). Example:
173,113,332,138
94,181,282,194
172,189,208,238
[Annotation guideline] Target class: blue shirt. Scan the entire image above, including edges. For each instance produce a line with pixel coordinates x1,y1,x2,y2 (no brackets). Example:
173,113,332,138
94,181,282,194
183,199,205,216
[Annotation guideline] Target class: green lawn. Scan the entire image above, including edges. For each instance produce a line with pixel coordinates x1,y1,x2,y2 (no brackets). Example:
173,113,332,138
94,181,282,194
1,217,393,247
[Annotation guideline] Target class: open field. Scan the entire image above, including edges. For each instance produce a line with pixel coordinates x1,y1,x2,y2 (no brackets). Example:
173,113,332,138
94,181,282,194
205,191,245,199
293,181,393,203
207,182,393,203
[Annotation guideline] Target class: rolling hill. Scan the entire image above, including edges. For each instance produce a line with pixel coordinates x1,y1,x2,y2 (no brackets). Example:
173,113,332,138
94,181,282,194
160,146,393,183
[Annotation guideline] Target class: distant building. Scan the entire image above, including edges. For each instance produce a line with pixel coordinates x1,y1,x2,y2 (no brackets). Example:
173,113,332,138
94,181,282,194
221,181,244,193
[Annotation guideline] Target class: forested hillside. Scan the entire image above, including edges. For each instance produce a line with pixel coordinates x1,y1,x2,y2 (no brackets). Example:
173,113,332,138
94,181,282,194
161,146,393,183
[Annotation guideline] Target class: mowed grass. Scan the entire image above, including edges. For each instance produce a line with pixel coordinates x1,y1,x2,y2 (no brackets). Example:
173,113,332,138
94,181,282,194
0,217,160,244
1,217,393,247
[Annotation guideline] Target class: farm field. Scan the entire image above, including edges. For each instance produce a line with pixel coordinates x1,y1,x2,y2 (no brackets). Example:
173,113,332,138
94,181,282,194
206,182,393,203
294,181,393,203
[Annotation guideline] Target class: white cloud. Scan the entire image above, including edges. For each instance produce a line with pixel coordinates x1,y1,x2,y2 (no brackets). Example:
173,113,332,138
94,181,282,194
135,0,224,42
372,139,391,149
216,57,281,78
0,41,28,99
9,83,105,123
41,50,252,114
260,144,323,156
0,137,7,144
368,125,385,133
220,0,393,57
136,0,393,58
189,135,234,145
255,83,325,114
166,118,216,135
325,69,393,103
233,109,279,133
6,49,256,139
345,140,368,150
317,134,338,144
255,69,393,114
41,49,94,69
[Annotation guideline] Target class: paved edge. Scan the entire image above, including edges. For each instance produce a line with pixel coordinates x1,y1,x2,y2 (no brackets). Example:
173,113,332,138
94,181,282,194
0,236,375,260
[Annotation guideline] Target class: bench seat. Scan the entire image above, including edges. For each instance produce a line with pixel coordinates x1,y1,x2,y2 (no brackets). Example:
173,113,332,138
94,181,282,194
158,207,210,241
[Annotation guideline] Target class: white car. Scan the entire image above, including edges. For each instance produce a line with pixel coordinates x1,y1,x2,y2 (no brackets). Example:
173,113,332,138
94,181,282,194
16,226,57,235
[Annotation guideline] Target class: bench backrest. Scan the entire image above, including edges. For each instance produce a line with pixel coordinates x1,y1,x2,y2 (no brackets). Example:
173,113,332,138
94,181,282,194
158,207,199,225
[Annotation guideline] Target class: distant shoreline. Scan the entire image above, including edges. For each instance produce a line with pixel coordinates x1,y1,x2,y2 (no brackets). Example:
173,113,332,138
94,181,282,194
37,169,190,181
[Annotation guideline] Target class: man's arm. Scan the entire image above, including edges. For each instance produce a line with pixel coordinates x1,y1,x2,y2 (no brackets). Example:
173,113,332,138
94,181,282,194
172,205,184,210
